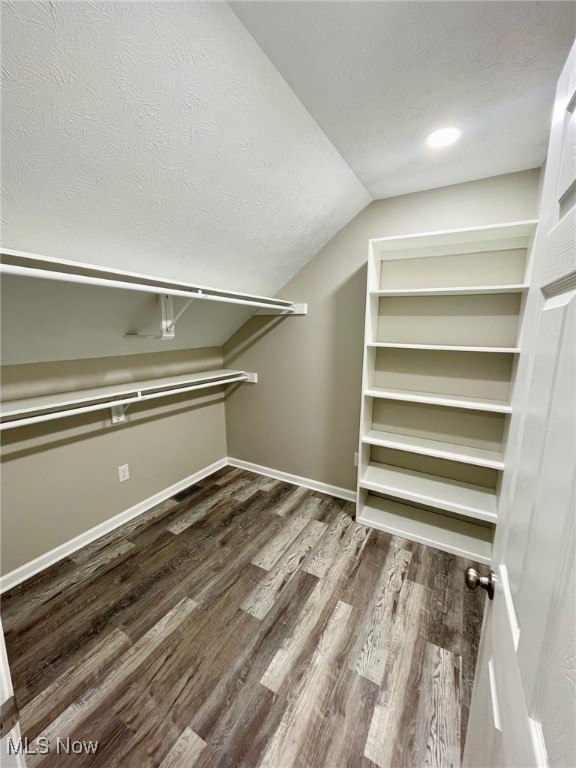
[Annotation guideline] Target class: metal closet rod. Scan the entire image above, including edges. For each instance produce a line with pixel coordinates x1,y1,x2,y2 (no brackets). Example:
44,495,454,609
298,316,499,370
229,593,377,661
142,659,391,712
0,263,296,312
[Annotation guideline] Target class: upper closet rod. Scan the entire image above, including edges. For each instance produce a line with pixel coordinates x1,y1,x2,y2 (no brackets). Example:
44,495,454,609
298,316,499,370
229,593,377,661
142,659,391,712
0,263,296,313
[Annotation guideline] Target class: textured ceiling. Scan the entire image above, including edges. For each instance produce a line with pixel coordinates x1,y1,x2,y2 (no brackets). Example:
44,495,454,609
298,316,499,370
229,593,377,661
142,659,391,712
232,1,575,199
1,1,370,296
1,0,572,313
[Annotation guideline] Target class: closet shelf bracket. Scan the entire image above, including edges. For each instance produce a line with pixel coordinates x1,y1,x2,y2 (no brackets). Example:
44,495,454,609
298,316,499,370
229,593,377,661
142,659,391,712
125,295,196,340
111,403,129,424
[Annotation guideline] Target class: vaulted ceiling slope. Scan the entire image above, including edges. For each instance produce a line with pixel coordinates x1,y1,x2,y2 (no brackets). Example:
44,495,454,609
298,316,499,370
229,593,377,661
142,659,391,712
2,2,573,303
1,1,370,297
232,1,575,199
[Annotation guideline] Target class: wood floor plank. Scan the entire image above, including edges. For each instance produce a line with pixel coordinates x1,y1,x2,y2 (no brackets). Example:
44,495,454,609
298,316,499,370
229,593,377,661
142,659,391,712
213,468,253,487
2,539,136,633
7,531,195,703
113,570,262,736
113,497,274,632
36,714,132,768
260,577,339,695
6,502,211,652
251,517,308,571
407,540,442,589
2,468,484,767
190,568,319,767
293,495,325,520
364,580,431,768
191,565,317,732
69,498,179,564
26,597,199,767
230,474,280,502
262,518,370,695
159,727,207,768
301,510,353,578
20,627,132,739
412,643,462,768
340,526,391,613
166,480,250,534
258,600,354,768
318,668,381,768
351,545,412,685
241,519,325,620
273,485,309,517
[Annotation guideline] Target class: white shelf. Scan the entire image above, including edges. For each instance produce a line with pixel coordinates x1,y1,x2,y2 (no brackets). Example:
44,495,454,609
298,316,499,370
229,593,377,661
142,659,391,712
363,429,504,470
0,369,251,430
370,284,528,297
0,249,296,314
367,342,520,353
370,220,538,252
357,495,493,564
364,387,512,414
359,462,498,522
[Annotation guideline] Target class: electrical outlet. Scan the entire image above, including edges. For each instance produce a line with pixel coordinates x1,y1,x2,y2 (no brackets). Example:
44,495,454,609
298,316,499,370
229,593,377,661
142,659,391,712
354,452,359,467
118,464,130,482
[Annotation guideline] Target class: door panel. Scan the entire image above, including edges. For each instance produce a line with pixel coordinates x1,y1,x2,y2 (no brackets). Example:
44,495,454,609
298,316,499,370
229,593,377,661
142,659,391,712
491,567,538,768
516,294,575,702
464,627,505,768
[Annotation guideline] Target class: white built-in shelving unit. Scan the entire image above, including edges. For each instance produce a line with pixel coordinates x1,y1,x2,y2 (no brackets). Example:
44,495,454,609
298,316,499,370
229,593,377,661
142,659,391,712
357,220,538,564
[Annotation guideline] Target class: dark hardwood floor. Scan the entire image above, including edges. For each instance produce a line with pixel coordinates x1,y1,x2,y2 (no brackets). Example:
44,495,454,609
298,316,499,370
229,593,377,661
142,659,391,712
1,467,485,767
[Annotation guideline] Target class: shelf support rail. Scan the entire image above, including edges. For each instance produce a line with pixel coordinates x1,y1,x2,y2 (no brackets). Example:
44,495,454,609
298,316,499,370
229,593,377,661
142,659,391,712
0,262,300,312
0,261,306,340
0,372,252,431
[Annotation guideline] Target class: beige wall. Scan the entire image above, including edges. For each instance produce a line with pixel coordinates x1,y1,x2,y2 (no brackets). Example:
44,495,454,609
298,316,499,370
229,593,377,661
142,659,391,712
224,169,541,492
1,349,227,575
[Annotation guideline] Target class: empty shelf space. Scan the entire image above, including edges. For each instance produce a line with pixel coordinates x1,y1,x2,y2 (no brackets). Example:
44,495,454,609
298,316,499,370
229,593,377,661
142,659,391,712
367,342,520,353
357,495,493,564
359,462,498,522
363,430,504,470
370,346,514,403
370,284,528,297
364,387,512,413
374,293,522,349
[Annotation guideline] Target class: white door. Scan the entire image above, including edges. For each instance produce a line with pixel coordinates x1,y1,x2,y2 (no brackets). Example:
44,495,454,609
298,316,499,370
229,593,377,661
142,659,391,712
464,42,576,768
0,616,26,767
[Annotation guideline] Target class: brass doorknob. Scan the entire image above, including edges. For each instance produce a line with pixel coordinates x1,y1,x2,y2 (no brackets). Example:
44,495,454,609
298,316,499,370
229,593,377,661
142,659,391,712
465,567,496,600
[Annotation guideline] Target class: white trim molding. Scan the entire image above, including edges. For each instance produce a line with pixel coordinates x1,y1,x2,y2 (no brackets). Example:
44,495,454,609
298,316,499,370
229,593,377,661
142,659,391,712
0,456,357,593
227,457,357,503
0,458,228,594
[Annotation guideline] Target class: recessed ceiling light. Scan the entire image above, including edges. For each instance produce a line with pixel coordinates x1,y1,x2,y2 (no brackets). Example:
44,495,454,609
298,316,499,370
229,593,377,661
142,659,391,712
426,127,461,148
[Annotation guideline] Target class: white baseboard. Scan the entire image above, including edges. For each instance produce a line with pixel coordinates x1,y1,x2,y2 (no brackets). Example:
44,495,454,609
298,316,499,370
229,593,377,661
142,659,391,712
1,456,356,594
0,458,228,594
227,457,357,503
